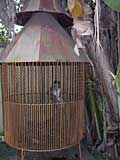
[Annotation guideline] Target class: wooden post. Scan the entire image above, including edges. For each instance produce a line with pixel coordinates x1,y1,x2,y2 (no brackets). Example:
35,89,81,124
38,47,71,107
78,143,83,160
17,150,25,160
21,150,25,160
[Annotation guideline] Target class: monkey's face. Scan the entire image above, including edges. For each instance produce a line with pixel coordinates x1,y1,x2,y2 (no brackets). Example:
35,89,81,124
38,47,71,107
53,82,61,97
53,81,61,90
50,81,63,103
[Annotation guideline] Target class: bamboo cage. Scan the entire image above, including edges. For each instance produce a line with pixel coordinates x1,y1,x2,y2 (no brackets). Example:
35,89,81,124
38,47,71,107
0,10,88,153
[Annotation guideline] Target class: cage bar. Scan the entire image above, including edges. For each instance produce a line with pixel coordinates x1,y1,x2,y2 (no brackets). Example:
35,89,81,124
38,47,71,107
1,62,84,152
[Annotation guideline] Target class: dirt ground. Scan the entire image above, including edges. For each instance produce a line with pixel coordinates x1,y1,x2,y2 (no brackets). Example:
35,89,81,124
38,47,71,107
0,142,81,160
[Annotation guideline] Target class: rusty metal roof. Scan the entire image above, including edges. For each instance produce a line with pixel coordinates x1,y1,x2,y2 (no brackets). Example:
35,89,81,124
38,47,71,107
16,0,73,27
0,13,88,63
22,0,66,13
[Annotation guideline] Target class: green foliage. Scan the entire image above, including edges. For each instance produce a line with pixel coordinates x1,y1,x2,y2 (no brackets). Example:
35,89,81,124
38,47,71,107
92,151,108,160
114,64,120,96
90,1,96,11
103,0,120,11
0,132,4,136
0,25,8,45
114,65,120,121
86,73,103,142
16,0,24,12
0,158,7,160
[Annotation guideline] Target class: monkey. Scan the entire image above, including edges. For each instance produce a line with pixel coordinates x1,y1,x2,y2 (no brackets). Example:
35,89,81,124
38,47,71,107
50,80,63,103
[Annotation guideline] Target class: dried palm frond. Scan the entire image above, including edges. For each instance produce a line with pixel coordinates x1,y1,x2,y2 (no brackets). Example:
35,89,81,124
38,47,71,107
94,0,102,51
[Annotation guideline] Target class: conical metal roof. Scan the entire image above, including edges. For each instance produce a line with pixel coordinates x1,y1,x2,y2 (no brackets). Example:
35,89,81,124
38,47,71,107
0,13,88,63
16,0,73,27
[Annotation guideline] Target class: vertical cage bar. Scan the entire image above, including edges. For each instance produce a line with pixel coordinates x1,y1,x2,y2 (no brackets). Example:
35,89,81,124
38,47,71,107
2,62,85,151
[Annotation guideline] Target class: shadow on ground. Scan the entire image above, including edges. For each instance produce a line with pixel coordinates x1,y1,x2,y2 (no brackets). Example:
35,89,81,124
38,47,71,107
0,142,108,160
0,142,80,160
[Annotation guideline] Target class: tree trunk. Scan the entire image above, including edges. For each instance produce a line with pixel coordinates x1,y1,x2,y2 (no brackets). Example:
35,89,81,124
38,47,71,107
73,1,119,123
84,37,118,123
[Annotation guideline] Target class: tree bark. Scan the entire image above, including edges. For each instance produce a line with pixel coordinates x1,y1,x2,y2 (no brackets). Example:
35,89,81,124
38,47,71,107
73,1,119,123
83,37,118,122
